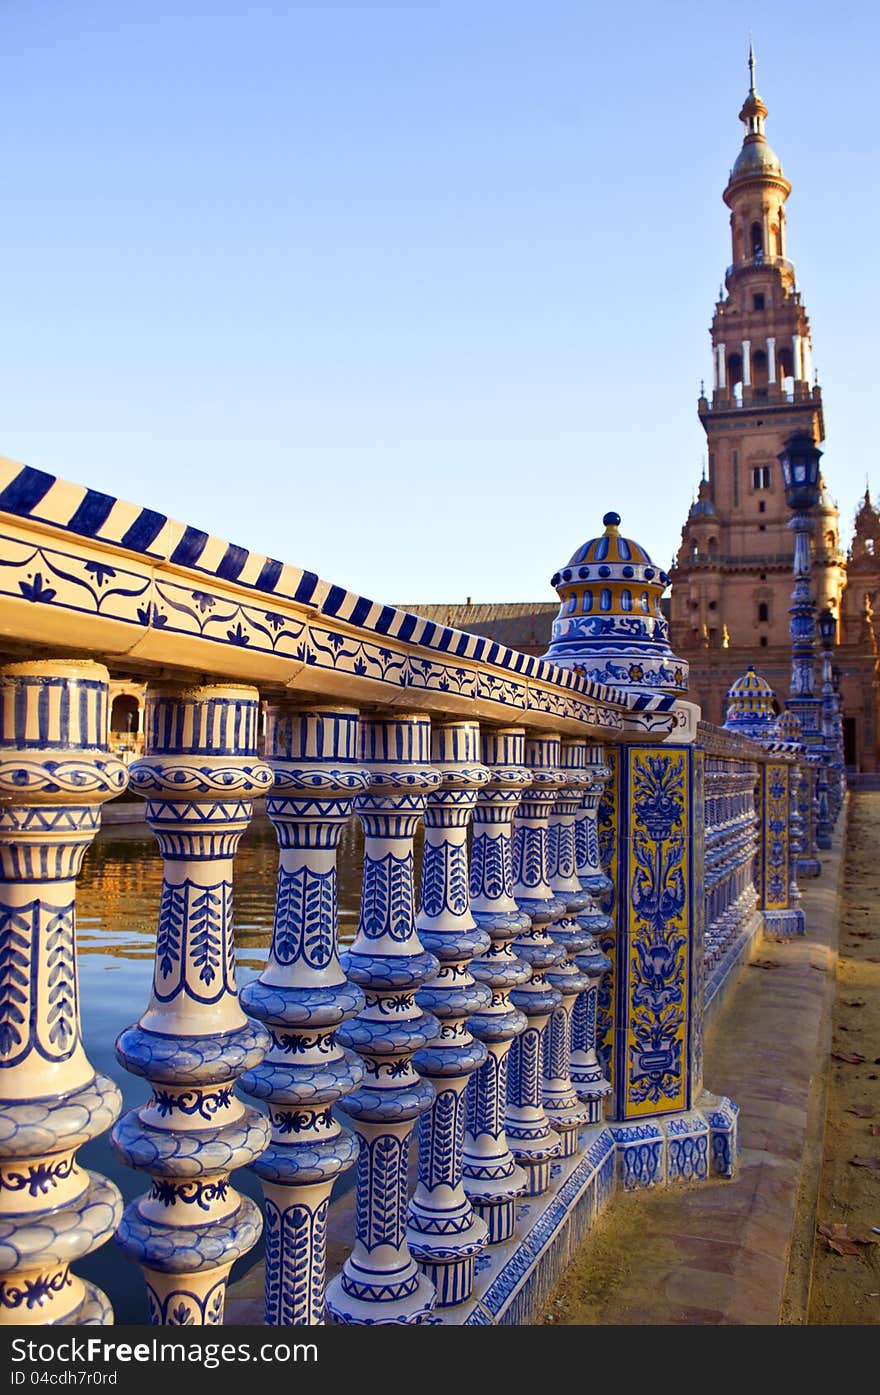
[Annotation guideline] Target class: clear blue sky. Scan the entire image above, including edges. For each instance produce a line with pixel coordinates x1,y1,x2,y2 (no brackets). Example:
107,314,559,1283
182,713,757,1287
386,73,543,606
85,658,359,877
2,1,877,605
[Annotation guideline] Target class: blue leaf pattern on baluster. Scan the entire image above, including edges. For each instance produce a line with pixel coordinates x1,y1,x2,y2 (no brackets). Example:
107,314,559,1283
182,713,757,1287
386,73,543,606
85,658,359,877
557,825,576,879
264,1199,283,1321
156,884,185,978
189,887,224,986
468,833,484,901
364,1134,406,1251
0,905,32,1061
273,864,336,968
360,853,388,938
388,853,414,941
586,989,597,1040
43,903,77,1058
447,844,469,916
586,821,599,869
303,1201,328,1322
467,1057,499,1137
546,823,558,879
264,1197,329,1324
511,826,524,886
420,843,445,918
471,831,506,900
425,1089,458,1189
571,991,588,1052
575,818,587,870
522,826,545,889
516,1029,541,1105
207,1286,224,1324
546,1008,568,1080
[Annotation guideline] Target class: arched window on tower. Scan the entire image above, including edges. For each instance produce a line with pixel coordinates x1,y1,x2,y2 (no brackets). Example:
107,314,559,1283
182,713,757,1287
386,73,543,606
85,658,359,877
727,352,743,406
752,349,768,395
758,601,769,624
751,222,764,260
778,345,795,399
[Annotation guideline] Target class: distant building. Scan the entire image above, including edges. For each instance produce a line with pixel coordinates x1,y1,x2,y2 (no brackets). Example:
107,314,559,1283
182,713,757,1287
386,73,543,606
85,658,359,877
393,602,557,657
668,52,880,769
411,53,880,769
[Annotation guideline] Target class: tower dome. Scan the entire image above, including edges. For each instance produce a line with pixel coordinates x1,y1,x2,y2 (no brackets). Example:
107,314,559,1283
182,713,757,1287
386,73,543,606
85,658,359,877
724,45,790,204
541,512,688,694
689,475,717,519
722,666,778,736
816,474,837,515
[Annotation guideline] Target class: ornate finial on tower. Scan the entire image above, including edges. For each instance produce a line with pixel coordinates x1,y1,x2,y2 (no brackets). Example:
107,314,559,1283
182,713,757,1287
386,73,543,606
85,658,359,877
701,456,707,483
748,36,757,96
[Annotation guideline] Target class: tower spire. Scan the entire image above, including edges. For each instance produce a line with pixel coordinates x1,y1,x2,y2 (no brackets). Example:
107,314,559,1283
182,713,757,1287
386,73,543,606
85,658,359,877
748,36,757,97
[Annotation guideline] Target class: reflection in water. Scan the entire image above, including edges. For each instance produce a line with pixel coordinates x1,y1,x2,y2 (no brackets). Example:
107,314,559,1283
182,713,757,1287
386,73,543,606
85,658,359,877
74,813,414,1323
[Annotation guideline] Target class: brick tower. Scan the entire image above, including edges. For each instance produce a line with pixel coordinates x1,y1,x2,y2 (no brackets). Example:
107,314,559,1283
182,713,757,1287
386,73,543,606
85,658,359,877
669,50,879,769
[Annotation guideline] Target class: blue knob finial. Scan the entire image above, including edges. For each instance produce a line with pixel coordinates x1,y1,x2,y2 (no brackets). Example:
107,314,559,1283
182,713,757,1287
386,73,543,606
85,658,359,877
603,511,621,528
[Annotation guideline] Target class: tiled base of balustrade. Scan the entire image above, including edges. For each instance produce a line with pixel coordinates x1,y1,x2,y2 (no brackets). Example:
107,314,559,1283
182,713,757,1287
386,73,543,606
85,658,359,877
228,1093,738,1328
763,907,806,937
704,909,764,1029
450,1093,738,1325
796,856,822,879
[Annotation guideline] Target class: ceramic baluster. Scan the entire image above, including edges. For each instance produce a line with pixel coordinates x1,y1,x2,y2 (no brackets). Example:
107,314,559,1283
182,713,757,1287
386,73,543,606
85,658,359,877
406,720,490,1307
0,660,128,1325
570,744,612,1118
505,735,565,1196
112,684,272,1325
238,703,367,1324
325,713,439,1325
462,728,531,1245
542,741,591,1156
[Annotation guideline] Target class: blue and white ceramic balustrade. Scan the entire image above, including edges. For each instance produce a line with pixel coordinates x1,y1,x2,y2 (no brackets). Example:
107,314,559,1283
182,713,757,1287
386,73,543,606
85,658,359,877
0,660,128,1325
723,668,803,937
462,728,531,1246
325,713,440,1325
701,740,760,977
112,683,273,1325
506,736,565,1196
238,702,368,1325
774,710,806,909
406,720,491,1307
570,745,612,1120
542,741,591,1157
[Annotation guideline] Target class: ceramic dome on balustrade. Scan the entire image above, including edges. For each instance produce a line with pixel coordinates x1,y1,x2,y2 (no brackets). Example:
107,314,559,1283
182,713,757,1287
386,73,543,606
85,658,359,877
769,708,806,756
541,512,688,695
722,666,778,738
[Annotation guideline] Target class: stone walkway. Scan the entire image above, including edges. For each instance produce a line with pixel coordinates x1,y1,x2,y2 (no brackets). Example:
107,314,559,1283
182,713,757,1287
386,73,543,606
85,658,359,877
537,805,847,1325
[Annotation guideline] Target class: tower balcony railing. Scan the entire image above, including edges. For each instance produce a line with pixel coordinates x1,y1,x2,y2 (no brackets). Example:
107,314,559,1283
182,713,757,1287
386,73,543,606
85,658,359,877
0,455,810,1328
701,383,818,411
674,546,846,572
725,254,795,279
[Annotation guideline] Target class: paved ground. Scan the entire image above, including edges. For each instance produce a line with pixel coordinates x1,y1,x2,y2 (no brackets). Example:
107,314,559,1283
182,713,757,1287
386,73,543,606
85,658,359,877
536,803,848,1325
807,793,880,1323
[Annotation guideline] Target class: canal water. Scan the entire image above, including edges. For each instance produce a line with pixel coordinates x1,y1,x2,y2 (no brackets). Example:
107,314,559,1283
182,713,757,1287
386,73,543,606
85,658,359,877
74,811,398,1324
